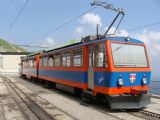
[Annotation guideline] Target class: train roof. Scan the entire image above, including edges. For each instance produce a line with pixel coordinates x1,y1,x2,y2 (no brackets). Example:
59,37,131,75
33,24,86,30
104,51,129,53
22,36,144,60
45,36,144,53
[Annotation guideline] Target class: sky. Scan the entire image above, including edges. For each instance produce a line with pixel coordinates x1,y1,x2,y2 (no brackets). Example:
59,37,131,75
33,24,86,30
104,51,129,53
0,0,160,79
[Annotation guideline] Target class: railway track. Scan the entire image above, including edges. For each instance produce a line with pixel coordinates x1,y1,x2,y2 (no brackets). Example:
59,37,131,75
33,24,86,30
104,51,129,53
1,75,54,120
128,109,160,120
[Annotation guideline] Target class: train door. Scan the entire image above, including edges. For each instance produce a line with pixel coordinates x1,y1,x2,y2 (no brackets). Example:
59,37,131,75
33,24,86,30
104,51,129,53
88,46,94,90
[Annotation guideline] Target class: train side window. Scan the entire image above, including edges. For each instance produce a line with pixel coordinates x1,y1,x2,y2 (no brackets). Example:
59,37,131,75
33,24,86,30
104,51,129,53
95,43,108,67
23,61,25,66
40,57,43,66
43,56,47,66
62,51,70,67
25,61,26,66
55,53,61,67
72,48,83,67
31,60,34,67
33,59,36,66
48,54,54,66
29,60,32,67
26,60,29,67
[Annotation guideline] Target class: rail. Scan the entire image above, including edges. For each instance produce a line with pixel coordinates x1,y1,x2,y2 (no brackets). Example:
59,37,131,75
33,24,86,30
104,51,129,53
0,74,55,120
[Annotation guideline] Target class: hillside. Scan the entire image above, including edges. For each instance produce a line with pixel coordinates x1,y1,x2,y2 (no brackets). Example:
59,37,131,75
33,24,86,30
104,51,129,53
0,39,27,52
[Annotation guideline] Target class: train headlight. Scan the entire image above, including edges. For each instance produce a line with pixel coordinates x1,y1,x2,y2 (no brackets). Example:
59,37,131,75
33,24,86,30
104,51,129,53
118,77,124,86
142,75,147,85
126,36,130,41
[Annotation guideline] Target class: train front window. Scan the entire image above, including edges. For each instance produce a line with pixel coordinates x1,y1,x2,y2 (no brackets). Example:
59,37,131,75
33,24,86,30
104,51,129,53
111,43,148,67
95,43,108,67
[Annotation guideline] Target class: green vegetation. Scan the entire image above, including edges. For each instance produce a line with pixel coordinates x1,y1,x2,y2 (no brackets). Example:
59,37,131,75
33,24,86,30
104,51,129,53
0,38,27,52
45,39,80,52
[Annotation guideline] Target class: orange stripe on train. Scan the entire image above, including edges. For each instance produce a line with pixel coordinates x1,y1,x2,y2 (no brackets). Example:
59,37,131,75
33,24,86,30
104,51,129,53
94,85,149,95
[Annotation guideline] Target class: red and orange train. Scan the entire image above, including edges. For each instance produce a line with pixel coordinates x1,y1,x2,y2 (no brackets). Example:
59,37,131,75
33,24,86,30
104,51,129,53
20,36,151,109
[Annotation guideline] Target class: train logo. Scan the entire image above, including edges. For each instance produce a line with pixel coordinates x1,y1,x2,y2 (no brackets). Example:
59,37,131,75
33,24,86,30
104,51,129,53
98,75,104,84
130,74,136,83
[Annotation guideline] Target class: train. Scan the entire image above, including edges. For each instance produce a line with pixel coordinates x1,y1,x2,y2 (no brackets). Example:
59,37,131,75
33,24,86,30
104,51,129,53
20,35,151,109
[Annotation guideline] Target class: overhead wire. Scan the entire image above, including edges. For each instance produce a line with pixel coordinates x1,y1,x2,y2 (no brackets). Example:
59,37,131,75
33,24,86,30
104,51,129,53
14,20,160,49
27,6,98,45
7,0,29,38
126,21,160,32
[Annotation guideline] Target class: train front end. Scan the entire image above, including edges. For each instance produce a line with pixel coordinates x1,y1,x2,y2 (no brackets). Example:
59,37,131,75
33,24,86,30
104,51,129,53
105,37,151,109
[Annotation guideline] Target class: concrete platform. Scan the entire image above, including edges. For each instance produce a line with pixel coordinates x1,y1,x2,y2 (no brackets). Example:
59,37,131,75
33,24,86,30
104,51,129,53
145,97,160,114
2,75,160,120
0,76,76,120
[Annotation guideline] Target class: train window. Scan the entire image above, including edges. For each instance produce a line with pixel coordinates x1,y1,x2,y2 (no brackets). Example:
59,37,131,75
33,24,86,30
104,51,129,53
24,61,27,67
26,61,28,66
22,61,24,66
29,60,31,66
72,48,83,67
30,60,34,67
62,51,70,67
33,59,36,66
55,53,61,67
40,57,43,66
95,43,108,67
111,43,148,67
43,56,47,66
48,54,54,66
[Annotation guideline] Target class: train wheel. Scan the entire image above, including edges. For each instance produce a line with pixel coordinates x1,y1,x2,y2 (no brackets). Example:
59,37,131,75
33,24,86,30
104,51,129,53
74,88,82,97
81,91,91,103
45,81,54,89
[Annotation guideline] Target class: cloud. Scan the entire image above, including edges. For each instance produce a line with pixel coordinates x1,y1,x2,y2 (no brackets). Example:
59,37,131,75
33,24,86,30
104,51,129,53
104,27,116,34
118,30,129,37
41,36,56,47
74,26,84,37
74,13,103,37
132,30,160,56
80,13,102,27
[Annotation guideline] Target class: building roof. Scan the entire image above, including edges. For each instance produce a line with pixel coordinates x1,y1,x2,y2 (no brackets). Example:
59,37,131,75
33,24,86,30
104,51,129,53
0,52,31,55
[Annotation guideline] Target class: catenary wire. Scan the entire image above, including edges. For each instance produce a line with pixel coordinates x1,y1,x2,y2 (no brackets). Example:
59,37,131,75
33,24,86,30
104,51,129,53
22,20,160,48
7,0,29,38
27,6,98,45
126,21,160,32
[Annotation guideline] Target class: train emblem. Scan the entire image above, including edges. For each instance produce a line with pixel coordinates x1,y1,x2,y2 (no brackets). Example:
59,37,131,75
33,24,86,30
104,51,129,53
130,74,136,83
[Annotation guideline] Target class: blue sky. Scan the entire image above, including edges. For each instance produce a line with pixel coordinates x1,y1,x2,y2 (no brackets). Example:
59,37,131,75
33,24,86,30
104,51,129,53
0,0,160,78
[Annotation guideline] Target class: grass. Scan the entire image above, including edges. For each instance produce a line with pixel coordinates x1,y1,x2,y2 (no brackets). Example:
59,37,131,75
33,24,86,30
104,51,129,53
0,39,27,52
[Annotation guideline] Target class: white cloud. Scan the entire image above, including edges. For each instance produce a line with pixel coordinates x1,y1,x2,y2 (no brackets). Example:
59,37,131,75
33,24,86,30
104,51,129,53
74,26,84,37
41,36,56,47
74,13,103,37
153,44,160,51
118,30,129,37
104,27,116,34
80,13,102,27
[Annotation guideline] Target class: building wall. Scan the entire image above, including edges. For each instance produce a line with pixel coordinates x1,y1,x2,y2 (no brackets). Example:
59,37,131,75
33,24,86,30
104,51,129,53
0,54,26,74
0,56,3,69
